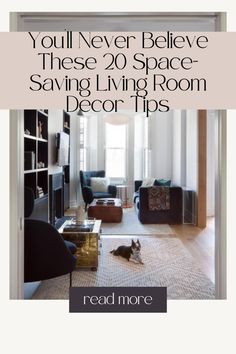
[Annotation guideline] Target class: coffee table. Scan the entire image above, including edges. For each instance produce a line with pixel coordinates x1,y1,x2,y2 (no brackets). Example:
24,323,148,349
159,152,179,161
87,198,123,223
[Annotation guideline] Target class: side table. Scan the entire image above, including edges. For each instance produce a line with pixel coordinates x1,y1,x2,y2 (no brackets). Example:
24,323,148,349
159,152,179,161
59,219,102,270
116,185,132,208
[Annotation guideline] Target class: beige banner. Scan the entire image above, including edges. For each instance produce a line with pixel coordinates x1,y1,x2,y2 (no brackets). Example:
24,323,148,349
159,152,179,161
0,32,235,112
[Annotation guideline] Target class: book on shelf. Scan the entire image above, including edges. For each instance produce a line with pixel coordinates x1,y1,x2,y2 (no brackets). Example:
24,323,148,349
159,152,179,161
37,186,44,198
24,151,35,170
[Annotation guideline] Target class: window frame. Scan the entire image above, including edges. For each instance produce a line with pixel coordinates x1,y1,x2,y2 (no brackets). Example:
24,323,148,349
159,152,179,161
104,122,128,181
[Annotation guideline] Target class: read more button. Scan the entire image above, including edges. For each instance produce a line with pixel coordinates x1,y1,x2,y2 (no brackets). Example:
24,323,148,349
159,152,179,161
69,287,167,313
83,293,153,306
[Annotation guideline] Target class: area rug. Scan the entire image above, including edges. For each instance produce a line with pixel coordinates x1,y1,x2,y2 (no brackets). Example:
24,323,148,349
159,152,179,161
32,236,215,300
101,207,174,235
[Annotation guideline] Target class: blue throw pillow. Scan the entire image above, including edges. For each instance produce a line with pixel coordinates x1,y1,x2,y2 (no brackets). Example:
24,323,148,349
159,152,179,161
154,179,171,186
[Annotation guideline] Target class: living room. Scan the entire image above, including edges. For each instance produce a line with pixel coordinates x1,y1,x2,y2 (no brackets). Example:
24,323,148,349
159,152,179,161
9,12,226,300
18,107,217,299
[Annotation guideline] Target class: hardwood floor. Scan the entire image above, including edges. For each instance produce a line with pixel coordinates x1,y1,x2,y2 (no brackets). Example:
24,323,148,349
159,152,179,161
171,217,215,283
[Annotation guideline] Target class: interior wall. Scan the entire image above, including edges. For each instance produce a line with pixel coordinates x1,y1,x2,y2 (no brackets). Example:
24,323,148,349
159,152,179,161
134,114,145,180
88,115,99,171
171,109,215,217
207,110,216,216
180,111,187,186
172,110,182,185
171,109,198,193
186,110,198,191
127,116,135,198
150,111,173,180
48,110,63,174
97,113,105,171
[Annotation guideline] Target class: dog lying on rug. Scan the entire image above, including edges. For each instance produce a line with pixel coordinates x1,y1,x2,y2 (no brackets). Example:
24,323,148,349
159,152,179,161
110,239,144,264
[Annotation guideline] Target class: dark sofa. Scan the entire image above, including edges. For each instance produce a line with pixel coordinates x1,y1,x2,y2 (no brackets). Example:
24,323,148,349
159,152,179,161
134,180,183,224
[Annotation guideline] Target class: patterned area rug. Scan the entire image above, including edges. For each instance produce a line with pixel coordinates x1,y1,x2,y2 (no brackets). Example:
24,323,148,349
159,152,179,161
101,208,174,235
33,236,215,300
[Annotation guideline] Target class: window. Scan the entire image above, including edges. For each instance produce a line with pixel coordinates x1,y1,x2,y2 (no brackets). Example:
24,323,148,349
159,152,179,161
79,116,88,171
105,123,127,178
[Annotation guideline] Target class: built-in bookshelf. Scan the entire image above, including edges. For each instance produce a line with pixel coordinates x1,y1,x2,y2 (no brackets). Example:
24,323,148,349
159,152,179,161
24,109,49,221
63,110,70,210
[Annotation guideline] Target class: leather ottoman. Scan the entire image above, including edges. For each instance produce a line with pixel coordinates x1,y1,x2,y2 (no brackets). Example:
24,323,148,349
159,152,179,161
87,198,123,223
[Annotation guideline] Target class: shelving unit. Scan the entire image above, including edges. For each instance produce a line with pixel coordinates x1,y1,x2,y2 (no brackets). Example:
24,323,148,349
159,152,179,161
24,109,49,222
63,110,70,210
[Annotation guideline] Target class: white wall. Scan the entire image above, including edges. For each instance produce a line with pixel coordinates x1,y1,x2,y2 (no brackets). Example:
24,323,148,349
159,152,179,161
150,111,173,180
186,110,198,191
134,114,145,180
172,110,182,185
48,110,63,174
169,109,215,217
207,110,216,216
171,109,198,224
97,113,105,171
88,115,99,171
127,116,135,198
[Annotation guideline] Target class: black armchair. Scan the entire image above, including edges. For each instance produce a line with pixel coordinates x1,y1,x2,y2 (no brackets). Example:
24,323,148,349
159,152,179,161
80,170,117,208
24,187,77,287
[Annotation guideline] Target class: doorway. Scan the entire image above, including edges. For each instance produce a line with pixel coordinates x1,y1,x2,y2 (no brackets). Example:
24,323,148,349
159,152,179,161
9,12,227,299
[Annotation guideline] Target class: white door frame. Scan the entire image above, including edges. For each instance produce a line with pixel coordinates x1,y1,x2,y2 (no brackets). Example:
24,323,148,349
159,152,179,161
215,111,227,299
10,111,24,299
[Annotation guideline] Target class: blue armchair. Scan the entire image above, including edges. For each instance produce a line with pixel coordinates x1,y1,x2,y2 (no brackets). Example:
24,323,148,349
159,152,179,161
80,170,117,208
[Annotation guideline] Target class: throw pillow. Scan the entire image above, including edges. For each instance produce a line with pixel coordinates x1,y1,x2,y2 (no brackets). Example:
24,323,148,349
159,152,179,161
141,177,155,187
90,177,110,193
154,179,171,186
